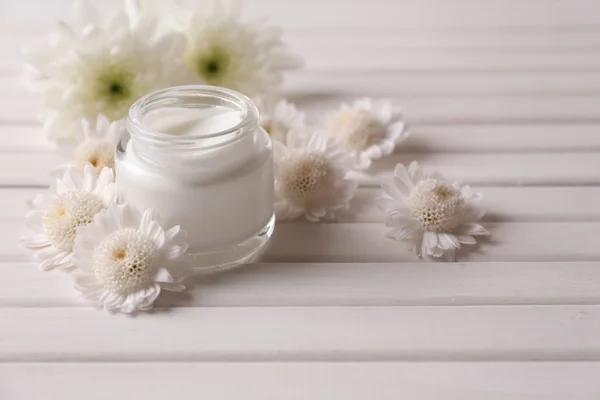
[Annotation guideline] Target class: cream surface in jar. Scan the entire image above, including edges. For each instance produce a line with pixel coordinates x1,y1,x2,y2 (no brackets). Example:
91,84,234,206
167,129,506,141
116,86,274,268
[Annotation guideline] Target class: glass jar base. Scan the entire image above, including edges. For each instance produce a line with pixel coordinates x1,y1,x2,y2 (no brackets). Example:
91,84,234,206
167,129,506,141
186,214,275,272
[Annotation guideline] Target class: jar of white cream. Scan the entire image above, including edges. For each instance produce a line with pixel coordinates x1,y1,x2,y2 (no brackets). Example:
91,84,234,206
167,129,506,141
115,85,274,269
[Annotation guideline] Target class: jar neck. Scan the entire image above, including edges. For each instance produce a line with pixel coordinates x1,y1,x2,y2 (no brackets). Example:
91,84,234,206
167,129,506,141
126,85,259,155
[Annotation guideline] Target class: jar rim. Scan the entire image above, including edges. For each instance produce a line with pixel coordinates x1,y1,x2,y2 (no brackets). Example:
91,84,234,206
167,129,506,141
126,85,259,147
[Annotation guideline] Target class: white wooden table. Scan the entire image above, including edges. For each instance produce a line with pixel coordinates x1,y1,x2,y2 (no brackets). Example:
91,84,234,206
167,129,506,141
2,0,600,398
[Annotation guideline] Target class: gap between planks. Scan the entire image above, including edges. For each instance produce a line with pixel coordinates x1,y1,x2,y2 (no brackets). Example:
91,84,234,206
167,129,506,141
2,362,600,400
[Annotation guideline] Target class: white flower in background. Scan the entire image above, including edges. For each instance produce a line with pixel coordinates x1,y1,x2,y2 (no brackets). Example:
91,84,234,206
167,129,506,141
55,115,125,175
21,165,118,271
71,203,190,313
23,0,183,141
254,96,305,142
274,130,357,221
326,98,408,170
172,0,302,96
377,162,489,261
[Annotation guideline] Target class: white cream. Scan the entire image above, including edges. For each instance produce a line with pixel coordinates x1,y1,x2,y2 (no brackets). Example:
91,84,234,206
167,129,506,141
116,105,274,254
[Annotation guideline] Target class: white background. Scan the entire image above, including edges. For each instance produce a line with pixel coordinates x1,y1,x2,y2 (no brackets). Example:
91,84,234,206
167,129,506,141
1,0,600,399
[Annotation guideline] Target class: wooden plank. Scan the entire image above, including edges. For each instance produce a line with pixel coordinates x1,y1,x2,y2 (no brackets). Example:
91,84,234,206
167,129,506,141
355,152,600,186
8,221,600,262
293,95,600,124
2,305,600,361
6,187,600,222
299,51,600,72
1,150,599,186
3,262,600,307
2,362,600,400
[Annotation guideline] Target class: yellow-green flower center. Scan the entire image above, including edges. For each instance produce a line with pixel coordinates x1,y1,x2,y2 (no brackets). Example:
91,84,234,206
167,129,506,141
90,64,137,120
185,44,237,86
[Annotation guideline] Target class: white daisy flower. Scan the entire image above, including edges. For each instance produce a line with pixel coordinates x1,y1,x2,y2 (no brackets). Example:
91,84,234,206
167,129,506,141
326,98,408,170
71,203,190,313
377,162,489,261
254,96,305,142
274,130,357,221
23,0,183,141
376,162,489,261
55,114,125,175
172,0,302,96
21,165,118,271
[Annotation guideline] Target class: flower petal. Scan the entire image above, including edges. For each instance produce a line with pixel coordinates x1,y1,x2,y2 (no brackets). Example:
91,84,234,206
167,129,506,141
462,223,490,236
374,196,403,213
408,161,423,182
21,234,50,248
82,163,98,192
393,163,414,193
138,208,158,233
161,282,186,292
39,251,72,271
457,235,477,245
423,231,438,250
438,233,461,250
154,267,174,283
413,232,424,258
385,225,414,241
24,210,45,232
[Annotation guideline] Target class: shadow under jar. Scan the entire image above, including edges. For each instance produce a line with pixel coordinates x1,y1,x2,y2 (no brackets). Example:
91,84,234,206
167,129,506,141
116,85,275,270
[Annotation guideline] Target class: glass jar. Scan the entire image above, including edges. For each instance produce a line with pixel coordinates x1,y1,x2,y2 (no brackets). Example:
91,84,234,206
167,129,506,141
115,85,275,269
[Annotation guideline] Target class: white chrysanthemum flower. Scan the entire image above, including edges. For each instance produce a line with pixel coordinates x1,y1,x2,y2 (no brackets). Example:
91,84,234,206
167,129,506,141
377,162,489,261
71,203,190,313
23,0,183,141
21,165,118,271
172,0,302,96
254,96,305,142
274,130,357,221
55,114,125,175
326,98,408,170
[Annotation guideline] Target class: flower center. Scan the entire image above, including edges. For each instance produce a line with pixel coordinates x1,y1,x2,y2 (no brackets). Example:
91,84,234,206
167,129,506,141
93,228,159,295
405,178,465,232
329,109,386,151
91,64,136,120
43,191,106,252
75,142,115,174
282,151,334,206
186,44,235,85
